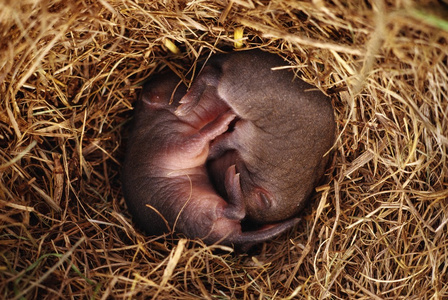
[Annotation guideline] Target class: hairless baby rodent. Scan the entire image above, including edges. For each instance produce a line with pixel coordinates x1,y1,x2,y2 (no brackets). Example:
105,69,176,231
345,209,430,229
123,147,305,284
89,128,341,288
122,70,299,247
177,50,335,224
122,49,335,247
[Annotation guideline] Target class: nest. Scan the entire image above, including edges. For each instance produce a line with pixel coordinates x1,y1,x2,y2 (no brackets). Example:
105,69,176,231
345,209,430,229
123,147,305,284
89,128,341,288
1,0,448,299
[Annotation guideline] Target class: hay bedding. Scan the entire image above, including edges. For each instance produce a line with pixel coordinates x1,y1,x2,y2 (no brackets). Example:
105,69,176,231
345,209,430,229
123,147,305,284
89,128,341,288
1,0,447,298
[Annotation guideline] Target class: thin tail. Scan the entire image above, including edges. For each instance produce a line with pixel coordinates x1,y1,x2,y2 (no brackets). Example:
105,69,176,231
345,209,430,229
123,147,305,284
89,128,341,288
229,218,300,249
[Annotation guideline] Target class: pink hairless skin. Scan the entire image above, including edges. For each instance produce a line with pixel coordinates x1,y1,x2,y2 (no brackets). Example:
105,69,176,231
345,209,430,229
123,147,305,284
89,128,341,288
122,50,335,248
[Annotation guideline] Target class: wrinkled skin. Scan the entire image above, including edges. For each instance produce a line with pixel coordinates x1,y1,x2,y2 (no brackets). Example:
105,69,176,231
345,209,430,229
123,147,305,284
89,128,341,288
122,71,299,247
177,50,335,224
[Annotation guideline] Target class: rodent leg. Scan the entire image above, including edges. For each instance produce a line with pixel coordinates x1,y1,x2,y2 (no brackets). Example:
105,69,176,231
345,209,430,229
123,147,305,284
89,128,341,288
222,164,245,220
175,65,221,116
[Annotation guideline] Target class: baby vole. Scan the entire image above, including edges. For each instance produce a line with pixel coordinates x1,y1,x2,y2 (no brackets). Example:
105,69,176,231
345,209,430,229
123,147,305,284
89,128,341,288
177,50,335,224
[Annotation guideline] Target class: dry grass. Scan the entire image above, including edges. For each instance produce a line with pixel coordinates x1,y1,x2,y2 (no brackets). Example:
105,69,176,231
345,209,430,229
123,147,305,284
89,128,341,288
1,0,448,299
